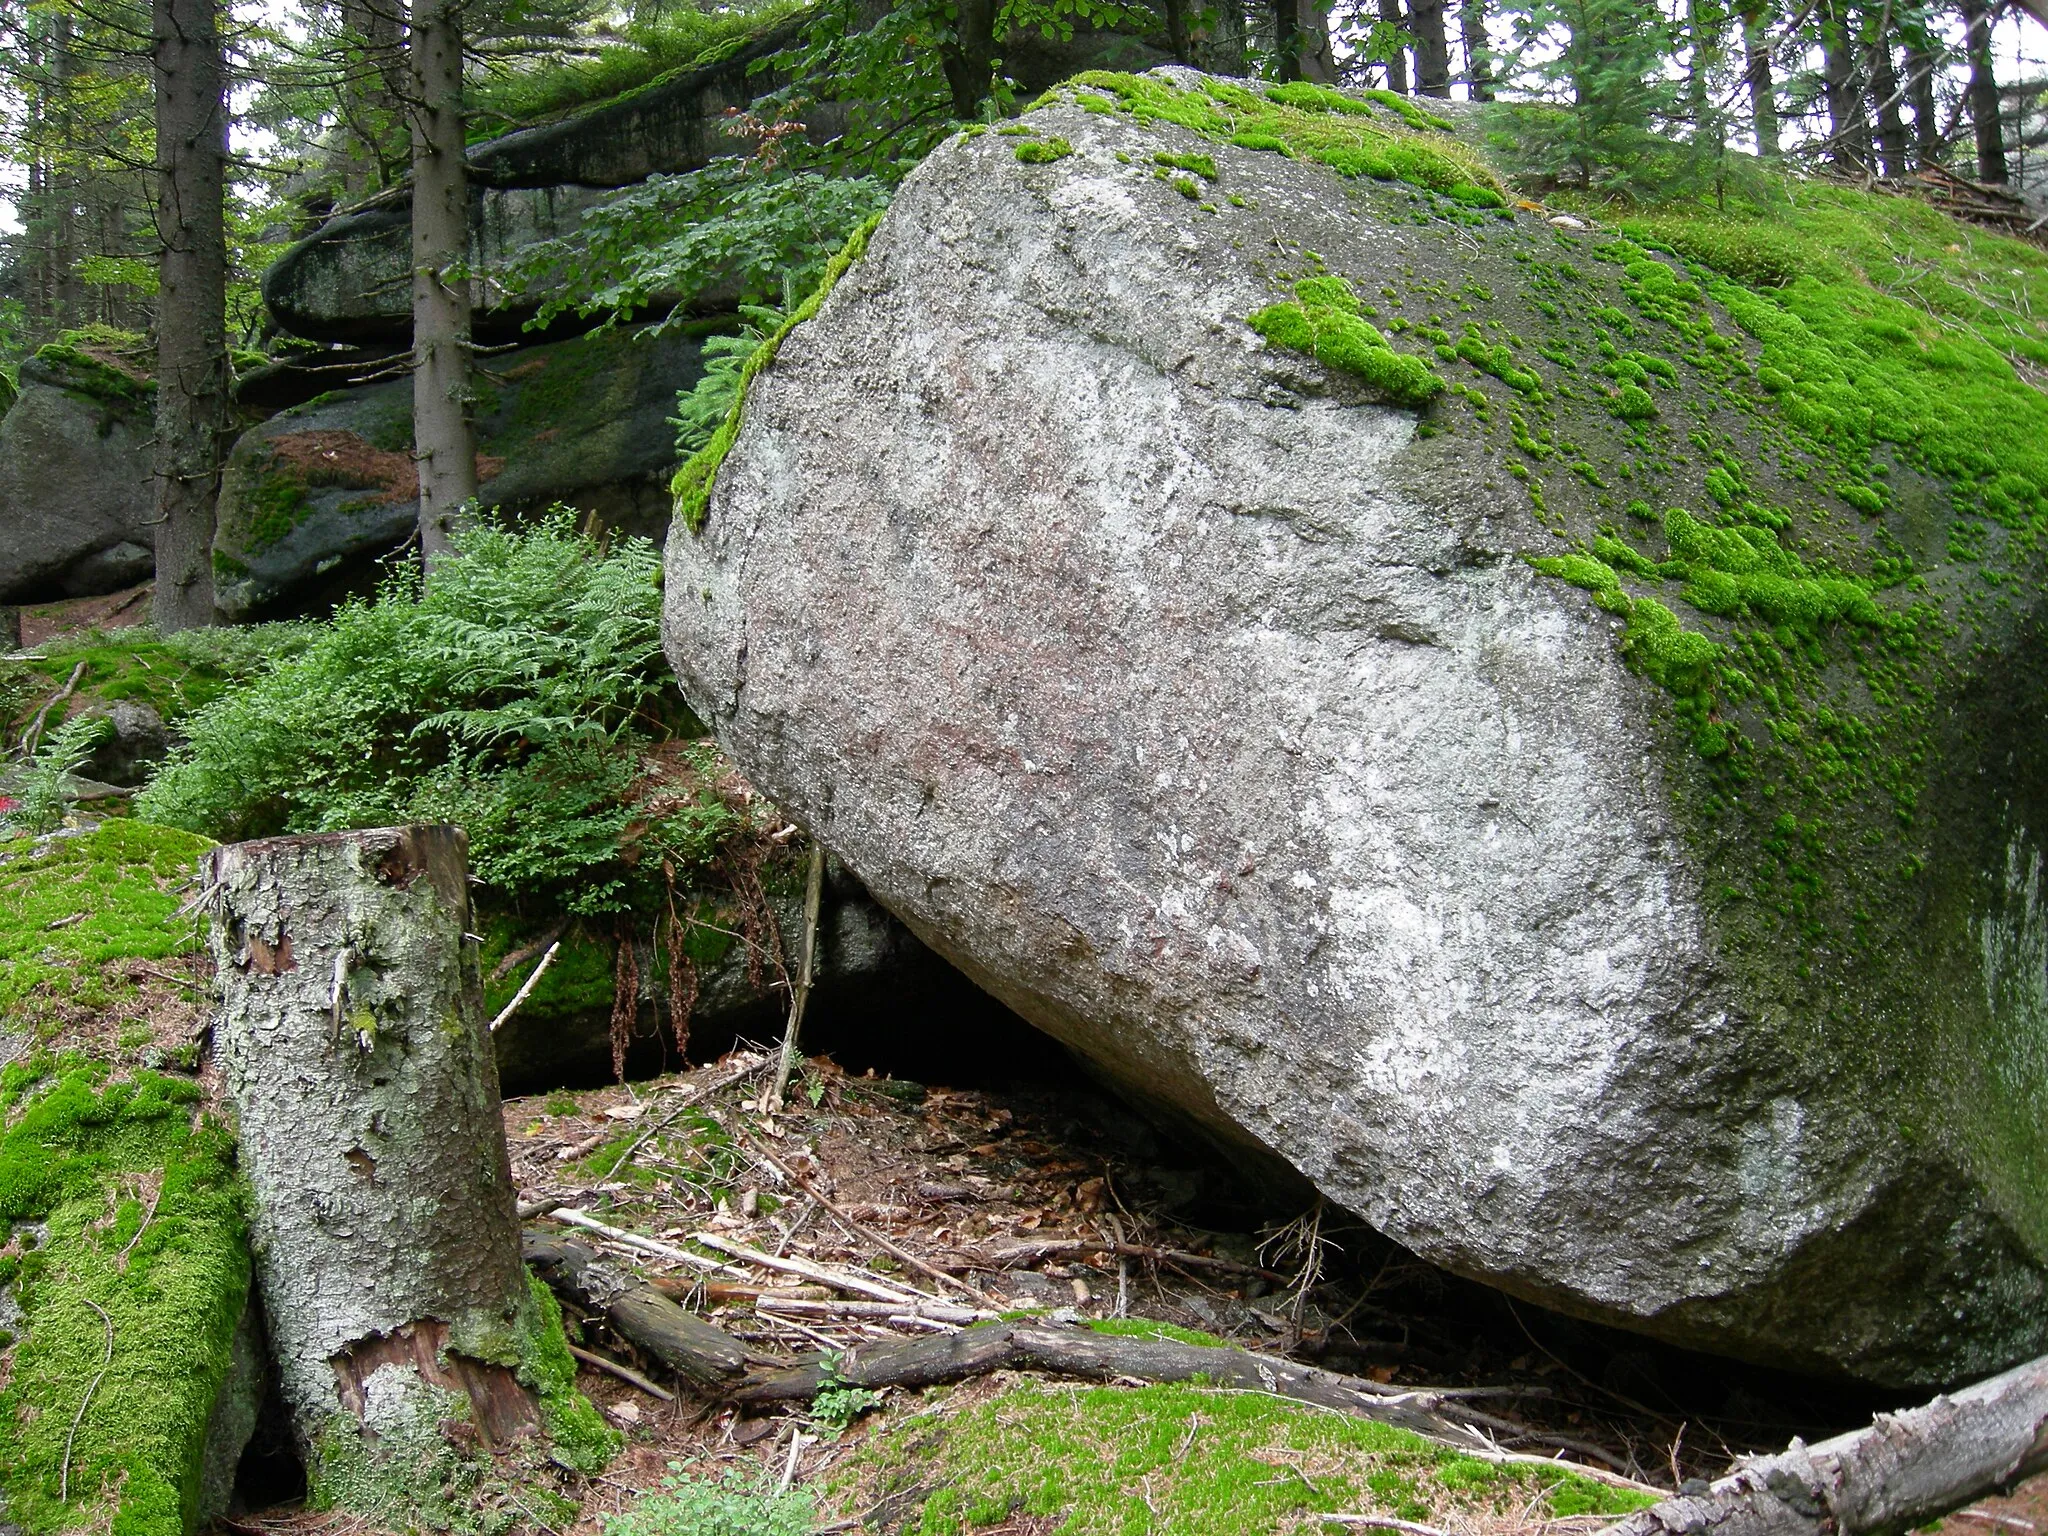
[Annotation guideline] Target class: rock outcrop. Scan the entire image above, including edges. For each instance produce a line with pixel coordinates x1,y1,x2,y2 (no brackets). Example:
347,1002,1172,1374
213,325,703,617
259,15,1170,345
662,72,2048,1386
0,339,157,602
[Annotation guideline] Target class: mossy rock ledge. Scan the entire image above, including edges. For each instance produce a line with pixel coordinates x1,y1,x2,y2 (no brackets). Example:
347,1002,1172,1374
662,69,2048,1386
212,325,704,617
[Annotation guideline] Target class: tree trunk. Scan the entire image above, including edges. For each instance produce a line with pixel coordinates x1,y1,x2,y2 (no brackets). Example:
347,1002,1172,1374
1273,0,1301,81
1866,17,1910,177
150,0,227,635
1820,0,1874,170
1961,0,2007,183
409,0,476,562
1687,0,1722,150
1410,0,1453,95
939,0,999,118
1163,0,1190,62
1461,0,1493,99
1601,1351,2048,1536
1295,0,1339,82
1742,12,1780,156
205,826,546,1504
1905,30,1942,166
1379,0,1410,92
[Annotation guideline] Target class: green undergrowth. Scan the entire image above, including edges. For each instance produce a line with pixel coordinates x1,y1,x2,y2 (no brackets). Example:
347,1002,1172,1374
0,1059,249,1536
837,1381,1653,1534
1082,1317,1229,1348
672,213,884,533
466,3,800,140
136,514,752,917
1049,72,1503,209
4,625,307,738
0,820,214,1049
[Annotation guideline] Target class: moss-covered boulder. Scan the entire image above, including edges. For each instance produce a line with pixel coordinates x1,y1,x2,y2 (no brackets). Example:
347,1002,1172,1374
0,820,262,1536
662,70,2048,1385
211,326,705,618
0,332,157,603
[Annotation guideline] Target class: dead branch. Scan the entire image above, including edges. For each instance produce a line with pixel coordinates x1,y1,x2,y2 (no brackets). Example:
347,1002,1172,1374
1602,1352,2048,1536
20,660,88,757
488,939,560,1033
523,1231,747,1392
566,1343,676,1402
974,1235,1293,1285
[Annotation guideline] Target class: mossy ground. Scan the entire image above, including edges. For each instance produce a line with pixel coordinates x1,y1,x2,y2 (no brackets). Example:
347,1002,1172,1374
0,819,215,1055
833,1379,1653,1534
0,1060,248,1536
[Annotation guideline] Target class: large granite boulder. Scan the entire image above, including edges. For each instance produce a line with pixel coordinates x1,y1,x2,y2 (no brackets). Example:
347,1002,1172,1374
213,325,703,617
661,72,2048,1386
0,337,157,602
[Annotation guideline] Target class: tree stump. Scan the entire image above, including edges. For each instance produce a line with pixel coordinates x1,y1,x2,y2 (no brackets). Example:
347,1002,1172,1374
205,825,585,1511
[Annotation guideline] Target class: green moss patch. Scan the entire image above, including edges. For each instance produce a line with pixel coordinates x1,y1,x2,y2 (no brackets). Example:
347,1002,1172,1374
0,821,215,1050
1250,276,1443,409
1058,72,1502,208
0,1060,249,1536
672,213,884,533
28,328,154,410
836,1381,1652,1533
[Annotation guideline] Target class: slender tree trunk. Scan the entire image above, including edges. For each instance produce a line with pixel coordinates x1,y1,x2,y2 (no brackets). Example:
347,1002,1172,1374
1742,12,1780,155
1905,30,1942,166
1961,0,2007,182
1865,14,1910,177
1410,0,1453,95
1163,0,1190,62
205,826,549,1506
1820,0,1874,170
150,0,227,634
939,0,999,116
1460,0,1493,98
1379,0,1410,92
1296,0,1338,81
1273,0,1302,81
1687,0,1722,148
409,0,476,562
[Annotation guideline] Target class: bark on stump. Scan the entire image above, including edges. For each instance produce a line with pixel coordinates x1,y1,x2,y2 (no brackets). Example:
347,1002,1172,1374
206,825,546,1504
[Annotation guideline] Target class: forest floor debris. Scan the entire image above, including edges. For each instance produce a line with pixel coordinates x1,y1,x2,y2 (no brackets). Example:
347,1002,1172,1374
489,1051,2048,1534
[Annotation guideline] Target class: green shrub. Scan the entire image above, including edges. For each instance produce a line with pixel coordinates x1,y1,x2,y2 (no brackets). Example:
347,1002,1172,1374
606,1465,815,1536
5,715,110,837
135,513,737,913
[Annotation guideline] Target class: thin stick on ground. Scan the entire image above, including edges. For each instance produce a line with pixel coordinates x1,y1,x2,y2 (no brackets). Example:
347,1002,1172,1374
490,939,560,1033
20,660,87,758
735,1121,1005,1312
768,842,826,1112
568,1344,676,1402
60,1298,113,1502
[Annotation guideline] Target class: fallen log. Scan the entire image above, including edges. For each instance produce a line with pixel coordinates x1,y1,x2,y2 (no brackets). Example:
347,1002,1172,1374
1603,1352,2048,1536
738,1319,1509,1450
523,1231,747,1392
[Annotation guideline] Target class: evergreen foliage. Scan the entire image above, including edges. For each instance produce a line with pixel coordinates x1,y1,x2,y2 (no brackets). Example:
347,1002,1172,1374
136,514,735,914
